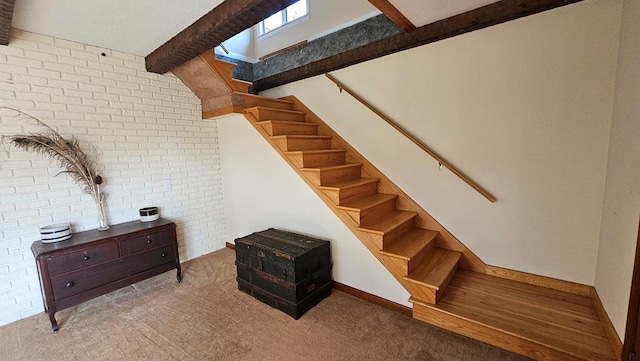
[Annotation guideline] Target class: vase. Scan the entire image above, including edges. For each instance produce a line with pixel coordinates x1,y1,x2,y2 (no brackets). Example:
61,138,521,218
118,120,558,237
96,192,109,231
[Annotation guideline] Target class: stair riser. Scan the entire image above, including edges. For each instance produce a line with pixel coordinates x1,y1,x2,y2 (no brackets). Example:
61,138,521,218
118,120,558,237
264,123,318,136
304,166,362,186
210,61,235,80
230,79,251,93
253,109,306,122
289,152,346,168
274,138,332,152
322,182,378,205
348,198,397,226
243,97,294,110
437,263,458,301
404,251,461,304
406,239,437,275
370,218,416,249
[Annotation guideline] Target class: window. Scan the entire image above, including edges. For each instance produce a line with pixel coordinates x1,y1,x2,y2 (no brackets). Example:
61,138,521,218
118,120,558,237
257,0,308,36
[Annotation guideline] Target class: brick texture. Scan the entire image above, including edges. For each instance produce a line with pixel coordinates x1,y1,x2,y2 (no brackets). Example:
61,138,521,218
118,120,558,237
0,29,226,326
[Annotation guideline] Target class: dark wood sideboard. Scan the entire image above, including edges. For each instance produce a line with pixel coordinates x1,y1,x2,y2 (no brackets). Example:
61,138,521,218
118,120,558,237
31,218,181,332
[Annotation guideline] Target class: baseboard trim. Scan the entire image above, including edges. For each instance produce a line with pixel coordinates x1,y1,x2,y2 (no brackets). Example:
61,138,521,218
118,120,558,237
591,288,623,361
224,242,411,316
485,265,592,296
332,281,412,317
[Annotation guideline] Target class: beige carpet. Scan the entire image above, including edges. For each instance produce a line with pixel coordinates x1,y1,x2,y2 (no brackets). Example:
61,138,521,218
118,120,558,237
0,248,531,361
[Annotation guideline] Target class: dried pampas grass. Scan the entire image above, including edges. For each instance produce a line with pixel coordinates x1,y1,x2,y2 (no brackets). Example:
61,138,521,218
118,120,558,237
0,106,104,202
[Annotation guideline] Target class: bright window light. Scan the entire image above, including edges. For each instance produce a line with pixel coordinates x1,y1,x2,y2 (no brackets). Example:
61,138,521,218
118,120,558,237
258,0,308,36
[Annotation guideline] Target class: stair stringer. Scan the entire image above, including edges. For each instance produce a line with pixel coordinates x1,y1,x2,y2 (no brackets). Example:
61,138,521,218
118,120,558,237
280,95,485,273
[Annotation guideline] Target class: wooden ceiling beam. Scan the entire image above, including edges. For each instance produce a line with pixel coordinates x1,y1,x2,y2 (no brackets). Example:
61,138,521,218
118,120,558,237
0,0,16,45
368,0,416,32
145,0,298,74
254,0,583,92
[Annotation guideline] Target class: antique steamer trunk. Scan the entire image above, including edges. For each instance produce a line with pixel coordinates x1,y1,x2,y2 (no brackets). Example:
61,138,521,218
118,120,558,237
235,228,332,319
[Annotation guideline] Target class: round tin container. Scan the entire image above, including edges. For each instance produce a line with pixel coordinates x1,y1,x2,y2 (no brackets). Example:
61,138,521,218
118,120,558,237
139,207,159,222
40,223,72,243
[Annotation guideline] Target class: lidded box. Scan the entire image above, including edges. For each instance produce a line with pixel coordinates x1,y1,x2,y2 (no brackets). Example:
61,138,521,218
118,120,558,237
234,228,332,319
39,223,71,243
139,207,159,222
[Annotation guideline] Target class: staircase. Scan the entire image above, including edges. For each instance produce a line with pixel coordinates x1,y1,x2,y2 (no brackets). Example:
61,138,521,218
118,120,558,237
246,102,467,305
172,57,620,361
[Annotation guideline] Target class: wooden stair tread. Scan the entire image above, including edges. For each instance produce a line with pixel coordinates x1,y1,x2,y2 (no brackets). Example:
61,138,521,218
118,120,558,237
234,92,294,110
357,210,416,235
256,120,318,127
411,270,617,361
301,163,362,172
336,193,397,212
405,248,461,290
271,135,331,140
245,106,306,117
231,79,252,86
317,177,379,190
380,228,438,261
210,57,237,69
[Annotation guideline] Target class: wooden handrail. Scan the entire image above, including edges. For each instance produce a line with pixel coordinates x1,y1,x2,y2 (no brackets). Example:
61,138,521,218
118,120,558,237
325,73,497,203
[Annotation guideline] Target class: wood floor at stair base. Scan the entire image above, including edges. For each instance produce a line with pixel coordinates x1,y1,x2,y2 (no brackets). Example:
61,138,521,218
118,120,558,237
412,302,587,361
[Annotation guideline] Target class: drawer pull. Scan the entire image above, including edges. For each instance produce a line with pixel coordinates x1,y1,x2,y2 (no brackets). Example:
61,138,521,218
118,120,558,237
161,252,168,258
83,256,90,261
66,282,75,288
147,239,152,244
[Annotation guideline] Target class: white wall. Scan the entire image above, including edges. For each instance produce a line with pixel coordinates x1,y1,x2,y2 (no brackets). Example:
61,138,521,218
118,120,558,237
0,30,226,326
252,0,619,287
216,29,256,63
595,0,640,339
254,0,379,59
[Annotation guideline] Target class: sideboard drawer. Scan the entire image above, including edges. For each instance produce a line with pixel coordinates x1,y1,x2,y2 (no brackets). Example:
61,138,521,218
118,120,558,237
50,259,129,300
47,243,119,276
120,229,174,256
122,245,176,276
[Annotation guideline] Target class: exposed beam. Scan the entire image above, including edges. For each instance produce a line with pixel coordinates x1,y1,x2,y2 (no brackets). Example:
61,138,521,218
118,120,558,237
368,0,416,32
145,0,298,74
0,0,15,45
254,0,583,92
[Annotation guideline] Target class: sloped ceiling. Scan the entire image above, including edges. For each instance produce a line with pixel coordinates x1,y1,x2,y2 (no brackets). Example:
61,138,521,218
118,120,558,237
11,0,223,56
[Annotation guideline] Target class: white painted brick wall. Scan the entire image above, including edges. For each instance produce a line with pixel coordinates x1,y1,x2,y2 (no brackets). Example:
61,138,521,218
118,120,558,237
0,30,227,326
